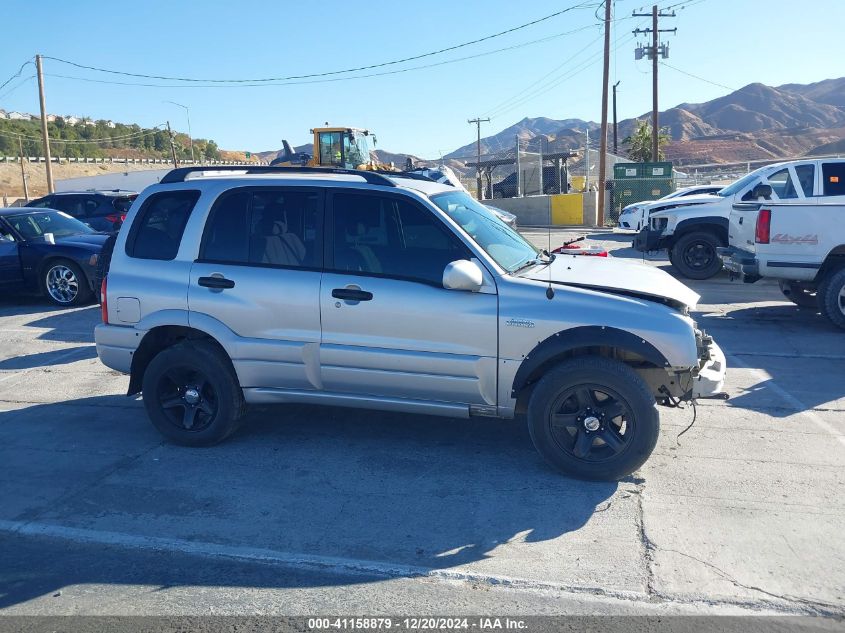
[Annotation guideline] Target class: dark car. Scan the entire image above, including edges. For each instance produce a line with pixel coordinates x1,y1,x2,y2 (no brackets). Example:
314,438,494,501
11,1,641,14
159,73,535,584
491,166,567,199
0,208,108,306
26,190,138,233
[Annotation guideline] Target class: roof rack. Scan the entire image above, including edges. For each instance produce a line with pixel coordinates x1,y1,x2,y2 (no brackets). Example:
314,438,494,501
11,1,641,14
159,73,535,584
159,165,397,187
371,169,438,183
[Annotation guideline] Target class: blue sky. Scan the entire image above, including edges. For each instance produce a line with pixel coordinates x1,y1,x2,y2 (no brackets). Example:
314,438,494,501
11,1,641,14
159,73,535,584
1,0,842,158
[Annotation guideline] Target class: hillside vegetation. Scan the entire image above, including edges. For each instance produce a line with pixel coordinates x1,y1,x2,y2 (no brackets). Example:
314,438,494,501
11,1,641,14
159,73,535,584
0,117,221,161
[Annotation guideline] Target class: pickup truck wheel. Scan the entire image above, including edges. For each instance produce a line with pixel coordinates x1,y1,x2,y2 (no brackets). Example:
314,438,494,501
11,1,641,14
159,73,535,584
142,341,245,446
527,357,659,481
818,269,845,330
42,259,92,306
778,280,818,309
671,231,723,280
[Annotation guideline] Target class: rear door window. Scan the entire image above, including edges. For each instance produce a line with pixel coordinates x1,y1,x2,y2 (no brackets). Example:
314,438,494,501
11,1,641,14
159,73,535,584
794,164,816,197
199,188,321,269
112,196,137,213
766,168,798,199
126,190,200,260
822,163,845,197
27,196,54,209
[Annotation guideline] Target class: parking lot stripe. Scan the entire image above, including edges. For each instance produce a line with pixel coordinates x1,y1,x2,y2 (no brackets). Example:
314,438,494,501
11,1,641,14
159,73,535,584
727,354,845,448
0,518,647,603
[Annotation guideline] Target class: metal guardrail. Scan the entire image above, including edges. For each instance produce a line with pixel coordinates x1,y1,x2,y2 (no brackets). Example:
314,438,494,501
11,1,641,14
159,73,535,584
0,157,263,165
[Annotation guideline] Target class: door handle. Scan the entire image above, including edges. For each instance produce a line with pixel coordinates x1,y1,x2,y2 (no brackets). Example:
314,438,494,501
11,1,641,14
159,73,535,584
738,217,744,225
198,276,235,289
332,288,373,301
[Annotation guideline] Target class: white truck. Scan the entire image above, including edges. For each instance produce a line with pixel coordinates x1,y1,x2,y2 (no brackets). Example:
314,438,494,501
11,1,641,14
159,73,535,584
634,158,845,279
617,184,723,232
718,195,845,330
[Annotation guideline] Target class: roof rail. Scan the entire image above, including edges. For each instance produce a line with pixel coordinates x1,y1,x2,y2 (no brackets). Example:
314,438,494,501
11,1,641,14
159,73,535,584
371,169,438,183
159,165,397,187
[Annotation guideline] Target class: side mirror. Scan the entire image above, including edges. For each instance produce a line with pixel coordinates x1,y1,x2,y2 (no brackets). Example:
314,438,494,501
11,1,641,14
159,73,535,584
443,260,483,292
751,183,772,200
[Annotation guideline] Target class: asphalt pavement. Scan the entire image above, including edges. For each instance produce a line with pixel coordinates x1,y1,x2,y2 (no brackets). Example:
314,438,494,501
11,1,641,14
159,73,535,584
0,229,843,619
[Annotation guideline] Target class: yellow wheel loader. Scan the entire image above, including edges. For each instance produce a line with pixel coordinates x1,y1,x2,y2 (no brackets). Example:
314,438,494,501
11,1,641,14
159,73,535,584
270,126,397,171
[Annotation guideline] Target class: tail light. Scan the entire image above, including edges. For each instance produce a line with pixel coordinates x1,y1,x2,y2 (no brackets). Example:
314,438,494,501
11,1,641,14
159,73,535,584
100,277,108,324
104,213,125,226
755,208,771,244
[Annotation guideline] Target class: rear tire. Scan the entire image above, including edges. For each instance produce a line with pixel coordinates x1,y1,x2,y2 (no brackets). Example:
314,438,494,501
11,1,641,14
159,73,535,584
778,280,818,309
42,259,92,307
670,231,724,280
526,357,659,481
142,340,245,446
818,268,845,331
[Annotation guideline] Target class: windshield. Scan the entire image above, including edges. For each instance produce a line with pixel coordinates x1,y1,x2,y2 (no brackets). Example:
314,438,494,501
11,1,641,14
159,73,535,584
5,211,94,240
717,167,770,197
431,191,540,272
343,132,372,168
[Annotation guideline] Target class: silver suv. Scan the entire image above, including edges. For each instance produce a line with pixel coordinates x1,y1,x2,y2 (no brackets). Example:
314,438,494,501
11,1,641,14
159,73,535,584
95,166,726,480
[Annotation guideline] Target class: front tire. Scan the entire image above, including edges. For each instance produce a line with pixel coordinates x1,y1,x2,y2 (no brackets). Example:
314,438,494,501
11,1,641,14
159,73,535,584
526,357,659,481
670,231,724,279
42,259,92,306
142,341,245,446
818,268,845,330
778,280,818,309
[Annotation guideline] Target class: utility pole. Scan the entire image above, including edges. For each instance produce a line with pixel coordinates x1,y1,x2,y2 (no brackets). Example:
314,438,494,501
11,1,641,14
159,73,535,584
165,101,194,162
18,137,29,202
166,121,178,168
35,54,54,193
612,81,621,154
467,117,489,200
597,0,612,227
584,128,590,193
633,6,676,162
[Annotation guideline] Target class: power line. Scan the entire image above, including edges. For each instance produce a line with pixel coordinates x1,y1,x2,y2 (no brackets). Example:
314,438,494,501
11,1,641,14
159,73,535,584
0,75,35,102
44,24,602,90
659,61,736,91
487,29,639,120
483,8,655,119
483,32,605,117
42,3,596,84
0,59,34,93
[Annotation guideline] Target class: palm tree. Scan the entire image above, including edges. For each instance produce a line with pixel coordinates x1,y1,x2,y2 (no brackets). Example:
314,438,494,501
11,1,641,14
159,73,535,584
622,119,670,162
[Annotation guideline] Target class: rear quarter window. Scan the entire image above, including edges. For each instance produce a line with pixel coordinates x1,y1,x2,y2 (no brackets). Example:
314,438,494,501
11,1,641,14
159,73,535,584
126,190,200,260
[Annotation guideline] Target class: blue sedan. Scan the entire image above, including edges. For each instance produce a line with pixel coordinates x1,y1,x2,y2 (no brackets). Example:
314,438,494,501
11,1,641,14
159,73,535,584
0,208,108,306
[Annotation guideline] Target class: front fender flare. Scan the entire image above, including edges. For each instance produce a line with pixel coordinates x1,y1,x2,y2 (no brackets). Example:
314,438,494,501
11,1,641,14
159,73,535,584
510,326,671,397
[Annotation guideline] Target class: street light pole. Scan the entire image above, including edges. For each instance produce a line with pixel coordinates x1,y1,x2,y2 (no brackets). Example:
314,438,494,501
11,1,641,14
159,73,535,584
164,101,194,163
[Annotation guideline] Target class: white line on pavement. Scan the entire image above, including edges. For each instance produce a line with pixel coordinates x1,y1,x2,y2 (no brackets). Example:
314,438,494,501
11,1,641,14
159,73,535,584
0,518,645,603
728,354,845,447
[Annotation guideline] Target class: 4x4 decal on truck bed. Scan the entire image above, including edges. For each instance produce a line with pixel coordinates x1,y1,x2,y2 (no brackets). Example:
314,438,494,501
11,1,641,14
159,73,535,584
771,233,819,245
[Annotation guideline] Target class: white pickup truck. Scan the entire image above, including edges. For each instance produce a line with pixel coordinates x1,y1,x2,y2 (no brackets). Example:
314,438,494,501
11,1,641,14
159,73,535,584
635,158,845,280
718,196,845,330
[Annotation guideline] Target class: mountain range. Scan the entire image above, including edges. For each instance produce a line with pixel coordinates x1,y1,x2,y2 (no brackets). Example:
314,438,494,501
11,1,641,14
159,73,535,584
256,76,845,169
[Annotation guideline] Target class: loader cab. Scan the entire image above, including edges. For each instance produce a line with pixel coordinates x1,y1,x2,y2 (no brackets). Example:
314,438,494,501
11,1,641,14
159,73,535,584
313,127,375,169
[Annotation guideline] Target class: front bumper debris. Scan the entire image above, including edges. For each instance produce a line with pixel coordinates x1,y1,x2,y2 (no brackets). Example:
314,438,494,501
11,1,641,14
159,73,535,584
692,339,727,400
634,226,666,252
717,246,760,282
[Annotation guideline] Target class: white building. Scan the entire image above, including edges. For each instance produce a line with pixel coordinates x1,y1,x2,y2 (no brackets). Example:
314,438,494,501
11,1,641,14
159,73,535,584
63,116,81,125
7,112,31,121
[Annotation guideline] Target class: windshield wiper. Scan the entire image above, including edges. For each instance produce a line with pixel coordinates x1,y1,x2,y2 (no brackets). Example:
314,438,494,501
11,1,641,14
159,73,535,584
511,252,554,274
